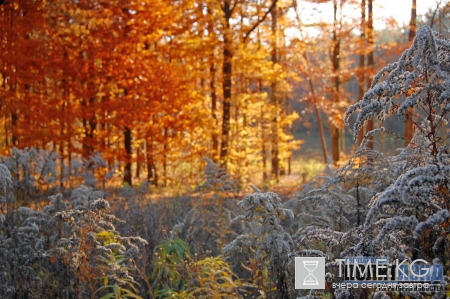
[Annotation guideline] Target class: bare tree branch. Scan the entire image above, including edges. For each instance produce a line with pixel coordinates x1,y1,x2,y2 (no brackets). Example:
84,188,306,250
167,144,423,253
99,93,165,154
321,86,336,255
429,0,442,28
243,0,278,43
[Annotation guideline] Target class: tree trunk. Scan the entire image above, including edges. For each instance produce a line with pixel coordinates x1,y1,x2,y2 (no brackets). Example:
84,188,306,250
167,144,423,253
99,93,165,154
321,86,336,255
259,79,268,181
366,0,374,149
81,98,96,158
315,105,328,164
135,145,140,181
206,5,219,163
270,6,279,180
123,126,132,186
404,0,416,147
331,0,341,163
220,2,232,168
59,95,67,187
285,95,291,175
11,110,18,146
408,0,417,50
219,0,276,169
146,134,157,187
210,57,219,162
163,127,168,186
303,49,328,163
358,0,366,145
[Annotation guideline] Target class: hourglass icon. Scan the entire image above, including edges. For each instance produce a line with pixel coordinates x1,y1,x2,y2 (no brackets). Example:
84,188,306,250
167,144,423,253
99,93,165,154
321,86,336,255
295,257,325,289
303,260,319,285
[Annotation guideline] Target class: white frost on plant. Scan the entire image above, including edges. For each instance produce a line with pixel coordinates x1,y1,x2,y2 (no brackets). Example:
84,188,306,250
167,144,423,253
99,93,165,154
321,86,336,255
373,216,418,246
224,190,294,273
0,164,11,194
345,26,450,143
413,209,449,239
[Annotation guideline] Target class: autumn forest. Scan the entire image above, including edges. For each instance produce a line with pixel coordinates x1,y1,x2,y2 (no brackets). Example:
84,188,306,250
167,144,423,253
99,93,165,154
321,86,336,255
1,0,450,298
1,0,437,187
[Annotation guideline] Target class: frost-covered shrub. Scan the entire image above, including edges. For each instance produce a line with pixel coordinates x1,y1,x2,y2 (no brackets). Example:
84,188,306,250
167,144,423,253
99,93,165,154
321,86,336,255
70,184,105,207
344,26,450,262
294,26,450,298
294,129,397,258
0,192,147,299
50,197,147,298
171,158,239,256
0,148,119,211
64,152,119,189
297,174,355,233
224,185,295,298
0,194,66,298
194,157,238,194
346,26,450,143
0,163,12,212
1,148,60,207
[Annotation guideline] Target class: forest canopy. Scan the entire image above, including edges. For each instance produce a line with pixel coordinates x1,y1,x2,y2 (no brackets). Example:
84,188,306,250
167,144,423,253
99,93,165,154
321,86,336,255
1,0,450,298
2,0,439,188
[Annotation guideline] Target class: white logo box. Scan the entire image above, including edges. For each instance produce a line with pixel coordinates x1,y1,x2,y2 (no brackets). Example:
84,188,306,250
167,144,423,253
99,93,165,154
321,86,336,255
295,257,326,289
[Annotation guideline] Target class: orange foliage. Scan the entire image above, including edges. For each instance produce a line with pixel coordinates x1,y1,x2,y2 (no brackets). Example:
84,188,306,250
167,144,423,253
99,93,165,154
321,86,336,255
1,0,408,186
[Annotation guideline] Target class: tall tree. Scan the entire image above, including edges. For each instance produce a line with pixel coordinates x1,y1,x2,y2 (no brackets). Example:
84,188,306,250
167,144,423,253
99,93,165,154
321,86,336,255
291,1,328,163
365,0,374,149
220,1,233,168
219,0,278,169
270,5,279,179
0,0,301,187
404,0,416,146
358,0,366,145
331,0,341,163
